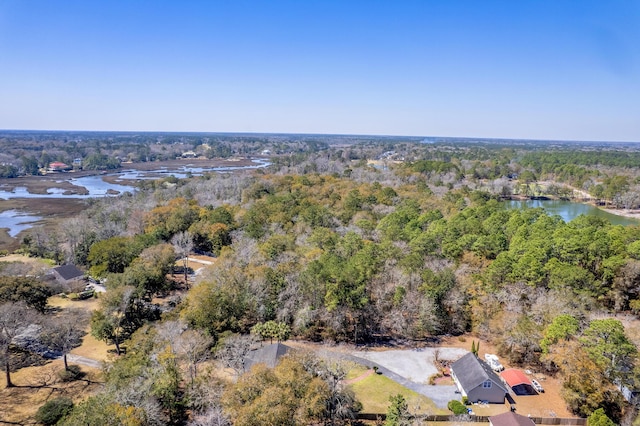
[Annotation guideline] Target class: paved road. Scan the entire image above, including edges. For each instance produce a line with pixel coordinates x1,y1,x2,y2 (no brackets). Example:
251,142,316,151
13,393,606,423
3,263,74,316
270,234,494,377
188,257,214,265
67,354,103,369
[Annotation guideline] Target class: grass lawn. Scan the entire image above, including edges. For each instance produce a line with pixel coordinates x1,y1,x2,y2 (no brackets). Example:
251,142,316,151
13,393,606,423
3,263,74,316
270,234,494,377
48,294,100,311
344,364,369,380
48,295,112,362
348,370,448,415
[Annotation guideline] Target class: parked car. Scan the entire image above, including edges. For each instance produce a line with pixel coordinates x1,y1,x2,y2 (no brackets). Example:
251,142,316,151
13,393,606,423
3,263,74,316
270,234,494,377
531,378,544,393
484,353,504,372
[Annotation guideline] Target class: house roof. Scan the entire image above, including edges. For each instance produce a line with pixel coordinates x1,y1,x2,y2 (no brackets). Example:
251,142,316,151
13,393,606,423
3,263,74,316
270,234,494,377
49,162,69,168
244,342,291,370
52,264,84,281
451,352,508,393
489,411,536,426
500,369,532,387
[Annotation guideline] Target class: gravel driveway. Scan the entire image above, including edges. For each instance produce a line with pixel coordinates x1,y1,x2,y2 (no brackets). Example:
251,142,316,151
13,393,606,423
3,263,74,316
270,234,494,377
310,345,469,409
353,348,467,383
349,347,469,408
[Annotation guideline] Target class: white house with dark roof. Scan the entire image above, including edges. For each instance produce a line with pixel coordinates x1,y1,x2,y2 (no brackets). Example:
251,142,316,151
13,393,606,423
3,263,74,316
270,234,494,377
450,352,508,403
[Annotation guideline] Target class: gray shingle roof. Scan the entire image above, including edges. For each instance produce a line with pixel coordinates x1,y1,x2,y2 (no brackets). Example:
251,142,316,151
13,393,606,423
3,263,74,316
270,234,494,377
52,264,84,281
451,352,508,393
490,411,536,426
244,342,291,370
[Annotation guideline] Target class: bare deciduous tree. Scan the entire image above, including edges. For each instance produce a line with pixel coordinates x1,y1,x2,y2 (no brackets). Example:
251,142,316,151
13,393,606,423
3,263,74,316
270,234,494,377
188,405,231,426
172,231,194,286
177,329,213,383
215,334,257,378
60,216,95,264
0,302,36,387
157,320,213,383
41,308,89,371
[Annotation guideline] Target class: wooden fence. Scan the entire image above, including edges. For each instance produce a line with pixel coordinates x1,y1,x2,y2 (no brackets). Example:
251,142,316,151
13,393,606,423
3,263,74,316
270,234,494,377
357,413,587,425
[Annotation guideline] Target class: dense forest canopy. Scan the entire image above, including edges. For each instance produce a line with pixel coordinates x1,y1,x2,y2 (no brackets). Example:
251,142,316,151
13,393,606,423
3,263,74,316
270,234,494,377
5,133,640,424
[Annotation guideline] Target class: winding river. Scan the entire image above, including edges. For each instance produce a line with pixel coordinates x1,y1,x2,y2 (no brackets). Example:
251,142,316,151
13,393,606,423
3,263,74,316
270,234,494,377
0,158,270,237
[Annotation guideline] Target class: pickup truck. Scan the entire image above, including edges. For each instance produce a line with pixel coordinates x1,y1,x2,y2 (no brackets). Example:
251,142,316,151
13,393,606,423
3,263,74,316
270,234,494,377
531,378,544,393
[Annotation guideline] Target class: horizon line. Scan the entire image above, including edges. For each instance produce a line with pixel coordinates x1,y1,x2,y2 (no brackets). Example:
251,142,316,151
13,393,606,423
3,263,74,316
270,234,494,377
0,128,638,145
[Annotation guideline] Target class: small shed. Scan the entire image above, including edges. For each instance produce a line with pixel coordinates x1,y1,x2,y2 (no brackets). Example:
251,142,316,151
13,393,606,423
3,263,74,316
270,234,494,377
489,411,536,426
51,264,85,285
500,369,535,395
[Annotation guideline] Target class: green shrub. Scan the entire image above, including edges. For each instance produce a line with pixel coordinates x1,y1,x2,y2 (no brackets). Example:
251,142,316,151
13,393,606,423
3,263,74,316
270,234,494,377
447,399,468,415
35,397,74,425
385,394,409,426
58,365,84,382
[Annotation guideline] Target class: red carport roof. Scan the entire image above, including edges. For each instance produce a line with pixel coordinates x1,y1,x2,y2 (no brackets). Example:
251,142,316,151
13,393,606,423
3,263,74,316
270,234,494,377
500,369,532,387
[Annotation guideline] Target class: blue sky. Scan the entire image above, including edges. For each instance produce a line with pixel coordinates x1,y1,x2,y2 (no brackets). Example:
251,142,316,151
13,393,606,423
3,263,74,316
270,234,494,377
0,1,639,141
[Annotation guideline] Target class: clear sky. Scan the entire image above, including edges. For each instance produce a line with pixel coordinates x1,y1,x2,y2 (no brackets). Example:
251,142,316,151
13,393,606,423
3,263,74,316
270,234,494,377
0,1,639,141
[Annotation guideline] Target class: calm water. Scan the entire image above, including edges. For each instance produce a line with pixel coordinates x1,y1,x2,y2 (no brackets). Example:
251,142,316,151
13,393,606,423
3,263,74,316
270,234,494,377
0,179,136,200
0,159,271,200
0,159,271,237
504,199,640,227
117,157,271,180
0,210,42,237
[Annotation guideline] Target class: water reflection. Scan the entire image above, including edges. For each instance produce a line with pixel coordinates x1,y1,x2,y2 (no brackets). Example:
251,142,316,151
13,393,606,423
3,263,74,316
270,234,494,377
0,180,135,199
116,158,271,180
69,176,136,197
0,210,42,237
504,199,639,227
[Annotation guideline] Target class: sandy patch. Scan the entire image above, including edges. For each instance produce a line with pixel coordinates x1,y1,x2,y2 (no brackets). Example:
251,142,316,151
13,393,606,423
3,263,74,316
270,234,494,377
601,207,640,220
0,359,103,424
